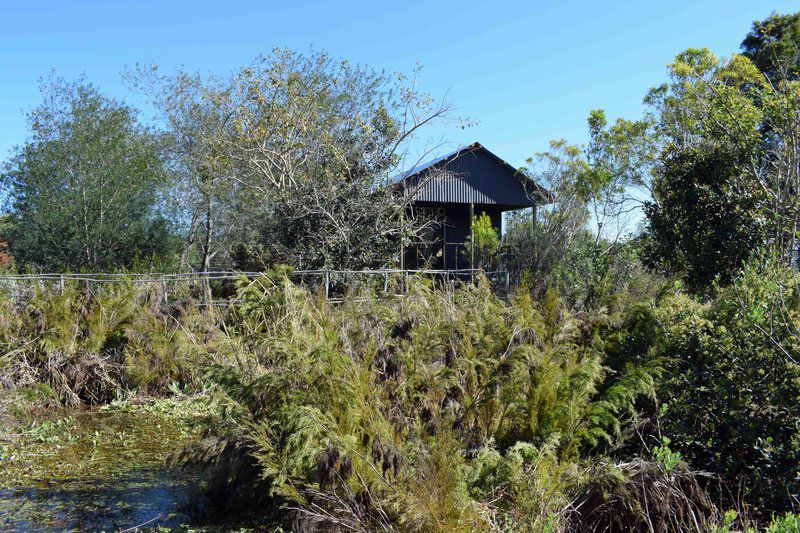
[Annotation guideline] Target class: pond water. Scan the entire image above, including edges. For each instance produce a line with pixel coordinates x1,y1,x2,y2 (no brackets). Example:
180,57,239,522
0,467,199,531
0,401,208,531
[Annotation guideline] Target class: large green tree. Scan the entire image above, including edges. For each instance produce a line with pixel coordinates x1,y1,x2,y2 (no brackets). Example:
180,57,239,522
2,77,176,270
642,144,766,291
622,44,797,290
582,12,800,292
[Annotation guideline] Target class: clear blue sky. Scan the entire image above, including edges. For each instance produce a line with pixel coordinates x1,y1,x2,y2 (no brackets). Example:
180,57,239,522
1,0,798,167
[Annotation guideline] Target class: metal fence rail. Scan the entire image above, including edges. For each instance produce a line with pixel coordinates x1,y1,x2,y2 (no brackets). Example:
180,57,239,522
0,269,511,306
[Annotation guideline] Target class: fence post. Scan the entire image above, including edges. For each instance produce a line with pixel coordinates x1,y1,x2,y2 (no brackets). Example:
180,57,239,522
59,274,64,293
504,271,510,296
162,275,169,305
383,271,389,293
324,270,330,300
403,270,409,293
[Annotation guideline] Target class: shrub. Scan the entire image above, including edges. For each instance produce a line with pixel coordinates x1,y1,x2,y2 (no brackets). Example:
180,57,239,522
174,270,664,529
0,278,207,407
649,262,800,517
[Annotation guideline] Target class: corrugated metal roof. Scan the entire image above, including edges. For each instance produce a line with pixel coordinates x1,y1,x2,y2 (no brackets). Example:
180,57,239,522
393,144,476,183
396,142,547,209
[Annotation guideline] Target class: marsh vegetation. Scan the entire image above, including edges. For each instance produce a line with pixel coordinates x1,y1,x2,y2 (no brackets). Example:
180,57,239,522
2,9,800,533
0,269,799,531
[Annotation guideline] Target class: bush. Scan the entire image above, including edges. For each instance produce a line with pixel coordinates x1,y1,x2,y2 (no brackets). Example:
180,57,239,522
0,278,207,407
173,270,667,529
643,262,800,517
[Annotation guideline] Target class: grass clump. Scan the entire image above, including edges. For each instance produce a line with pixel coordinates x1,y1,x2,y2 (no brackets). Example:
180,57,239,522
0,278,211,413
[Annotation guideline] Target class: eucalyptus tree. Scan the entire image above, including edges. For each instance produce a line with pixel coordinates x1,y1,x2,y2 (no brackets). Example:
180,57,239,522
132,49,455,271
584,17,800,290
1,76,176,271
127,67,243,272
635,47,800,285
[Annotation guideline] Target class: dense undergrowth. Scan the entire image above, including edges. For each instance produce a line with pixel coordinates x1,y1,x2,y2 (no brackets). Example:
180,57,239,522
2,270,800,531
0,279,209,416
174,273,672,530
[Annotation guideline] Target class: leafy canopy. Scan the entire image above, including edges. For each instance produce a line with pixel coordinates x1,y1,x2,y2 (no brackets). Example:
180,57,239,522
1,76,176,270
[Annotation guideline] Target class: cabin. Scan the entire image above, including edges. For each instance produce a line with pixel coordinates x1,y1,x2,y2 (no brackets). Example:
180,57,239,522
396,142,548,270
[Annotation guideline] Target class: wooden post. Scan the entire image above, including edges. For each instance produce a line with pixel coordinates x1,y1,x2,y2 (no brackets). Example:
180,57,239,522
399,208,405,271
442,216,447,271
324,270,330,300
162,275,169,305
384,271,389,293
469,202,474,283
505,271,510,296
403,269,409,293
531,204,537,278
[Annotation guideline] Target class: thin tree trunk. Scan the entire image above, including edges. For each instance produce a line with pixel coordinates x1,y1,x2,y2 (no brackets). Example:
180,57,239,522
200,177,214,306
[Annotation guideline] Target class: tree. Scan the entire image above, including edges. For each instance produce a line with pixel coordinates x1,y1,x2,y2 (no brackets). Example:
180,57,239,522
741,11,800,81
503,140,603,292
1,76,176,271
131,49,455,271
126,67,242,272
226,50,456,270
624,44,800,289
648,275,800,516
643,145,766,292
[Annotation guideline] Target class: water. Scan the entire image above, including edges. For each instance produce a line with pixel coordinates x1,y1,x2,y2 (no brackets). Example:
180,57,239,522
0,468,199,531
0,402,207,531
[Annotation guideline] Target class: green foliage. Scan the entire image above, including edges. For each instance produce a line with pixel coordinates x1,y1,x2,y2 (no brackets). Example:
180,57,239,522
765,512,800,533
636,30,800,291
1,76,178,271
0,279,207,406
175,270,661,529
503,141,592,288
643,262,800,516
642,145,766,292
741,12,800,81
652,437,682,472
551,234,658,311
464,212,500,270
132,48,450,272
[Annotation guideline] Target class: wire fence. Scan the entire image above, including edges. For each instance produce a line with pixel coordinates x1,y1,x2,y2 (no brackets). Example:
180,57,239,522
0,269,511,306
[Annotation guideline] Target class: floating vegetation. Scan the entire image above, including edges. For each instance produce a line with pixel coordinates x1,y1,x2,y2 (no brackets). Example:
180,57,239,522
0,398,210,531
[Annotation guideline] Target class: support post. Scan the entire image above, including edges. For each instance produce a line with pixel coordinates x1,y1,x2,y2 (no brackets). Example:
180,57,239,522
399,208,405,271
469,202,475,283
324,270,330,300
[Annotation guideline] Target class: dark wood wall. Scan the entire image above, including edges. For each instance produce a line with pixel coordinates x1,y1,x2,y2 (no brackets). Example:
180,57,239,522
404,203,503,270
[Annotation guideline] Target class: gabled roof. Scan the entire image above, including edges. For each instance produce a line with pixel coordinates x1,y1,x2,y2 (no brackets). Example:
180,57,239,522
394,144,477,183
396,142,548,209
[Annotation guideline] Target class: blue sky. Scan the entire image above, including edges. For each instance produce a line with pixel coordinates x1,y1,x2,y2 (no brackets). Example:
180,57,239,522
1,0,798,168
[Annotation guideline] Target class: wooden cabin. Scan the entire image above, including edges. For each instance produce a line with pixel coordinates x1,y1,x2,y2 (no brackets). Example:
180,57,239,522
396,142,548,270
